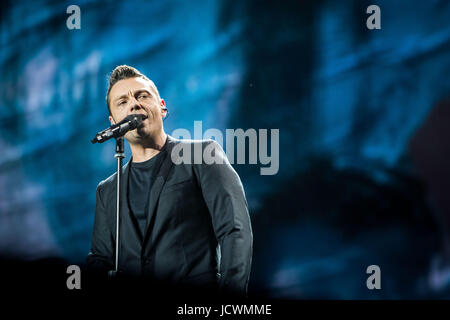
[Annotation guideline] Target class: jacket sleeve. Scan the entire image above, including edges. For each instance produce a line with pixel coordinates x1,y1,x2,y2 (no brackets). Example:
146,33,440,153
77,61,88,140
194,140,253,296
86,181,114,278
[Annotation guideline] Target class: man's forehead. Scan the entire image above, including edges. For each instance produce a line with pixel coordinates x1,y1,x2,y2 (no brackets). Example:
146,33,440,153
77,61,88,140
110,77,158,98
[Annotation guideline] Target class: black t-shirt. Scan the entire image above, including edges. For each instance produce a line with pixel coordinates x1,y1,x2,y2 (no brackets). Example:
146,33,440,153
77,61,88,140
127,148,166,240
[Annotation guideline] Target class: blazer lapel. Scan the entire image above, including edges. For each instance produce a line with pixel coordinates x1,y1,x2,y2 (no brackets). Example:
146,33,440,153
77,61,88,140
142,136,175,249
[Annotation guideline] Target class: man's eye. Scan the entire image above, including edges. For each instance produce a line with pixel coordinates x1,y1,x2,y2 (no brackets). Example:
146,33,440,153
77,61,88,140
138,94,149,100
118,100,126,106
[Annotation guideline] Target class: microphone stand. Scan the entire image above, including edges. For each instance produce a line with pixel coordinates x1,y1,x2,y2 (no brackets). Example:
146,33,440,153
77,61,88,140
91,114,143,281
108,136,125,280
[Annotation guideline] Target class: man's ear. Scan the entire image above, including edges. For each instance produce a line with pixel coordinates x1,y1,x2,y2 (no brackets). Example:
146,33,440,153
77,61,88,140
161,99,167,118
109,115,116,125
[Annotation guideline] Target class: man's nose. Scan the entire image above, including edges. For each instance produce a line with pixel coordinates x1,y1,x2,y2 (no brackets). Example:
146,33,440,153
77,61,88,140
128,98,143,113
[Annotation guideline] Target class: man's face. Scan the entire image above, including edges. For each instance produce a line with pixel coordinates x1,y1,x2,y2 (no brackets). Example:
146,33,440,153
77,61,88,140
108,77,166,144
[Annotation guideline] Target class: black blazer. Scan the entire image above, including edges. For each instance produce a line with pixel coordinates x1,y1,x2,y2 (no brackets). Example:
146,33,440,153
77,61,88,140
87,135,253,296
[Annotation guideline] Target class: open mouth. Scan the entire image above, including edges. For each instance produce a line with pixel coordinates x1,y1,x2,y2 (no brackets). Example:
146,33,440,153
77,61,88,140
137,114,149,131
128,113,148,121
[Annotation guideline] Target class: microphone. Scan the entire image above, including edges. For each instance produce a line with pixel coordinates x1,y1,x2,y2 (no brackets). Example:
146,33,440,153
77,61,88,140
91,114,146,144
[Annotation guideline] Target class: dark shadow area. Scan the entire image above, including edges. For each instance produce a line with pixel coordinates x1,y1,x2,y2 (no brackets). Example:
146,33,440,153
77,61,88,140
249,158,444,298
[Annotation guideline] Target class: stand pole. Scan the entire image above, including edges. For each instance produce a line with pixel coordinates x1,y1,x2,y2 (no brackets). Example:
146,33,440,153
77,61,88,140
108,136,125,279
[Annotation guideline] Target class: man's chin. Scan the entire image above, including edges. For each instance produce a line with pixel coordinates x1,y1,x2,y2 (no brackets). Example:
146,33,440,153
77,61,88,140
136,126,151,137
124,129,145,142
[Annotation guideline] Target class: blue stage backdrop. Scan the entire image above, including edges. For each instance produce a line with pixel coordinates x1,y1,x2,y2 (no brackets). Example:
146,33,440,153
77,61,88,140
1,0,450,298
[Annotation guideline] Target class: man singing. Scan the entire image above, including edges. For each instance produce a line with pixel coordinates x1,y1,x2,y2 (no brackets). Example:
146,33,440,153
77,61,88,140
86,65,253,297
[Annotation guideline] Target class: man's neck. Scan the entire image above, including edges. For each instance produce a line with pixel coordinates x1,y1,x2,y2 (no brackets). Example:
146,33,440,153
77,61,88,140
129,131,167,163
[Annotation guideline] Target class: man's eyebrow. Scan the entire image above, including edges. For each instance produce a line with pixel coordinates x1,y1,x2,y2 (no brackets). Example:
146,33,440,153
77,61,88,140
134,89,152,97
114,89,152,102
114,94,129,102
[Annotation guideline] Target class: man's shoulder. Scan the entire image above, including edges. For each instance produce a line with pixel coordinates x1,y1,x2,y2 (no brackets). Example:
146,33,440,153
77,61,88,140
96,171,117,191
167,135,216,148
167,135,225,165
